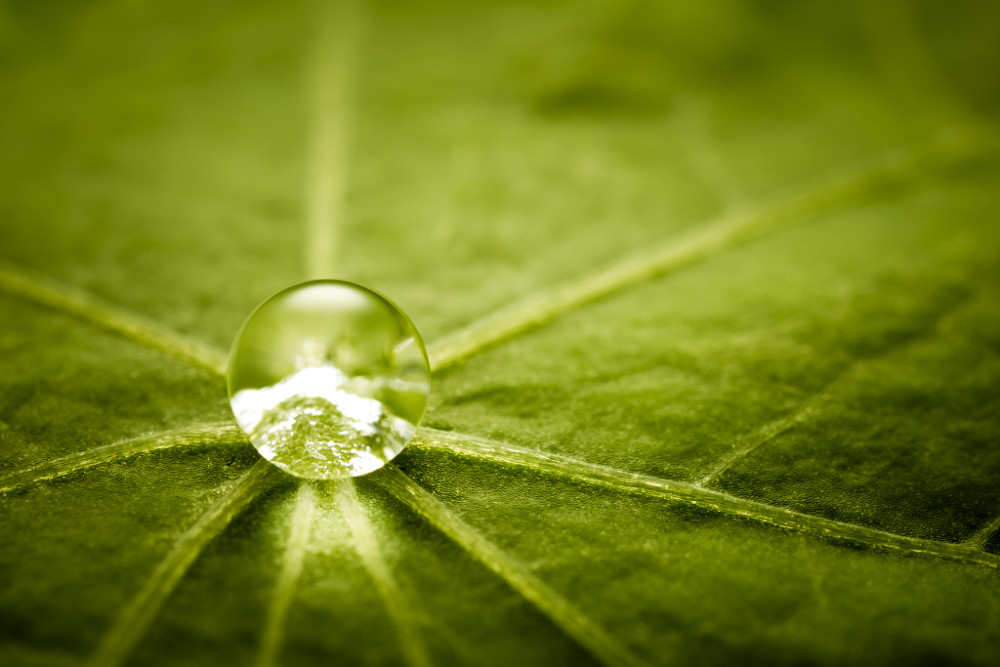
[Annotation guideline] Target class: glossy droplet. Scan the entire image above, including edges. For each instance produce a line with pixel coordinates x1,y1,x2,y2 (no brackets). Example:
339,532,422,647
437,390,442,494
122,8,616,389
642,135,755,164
227,280,430,479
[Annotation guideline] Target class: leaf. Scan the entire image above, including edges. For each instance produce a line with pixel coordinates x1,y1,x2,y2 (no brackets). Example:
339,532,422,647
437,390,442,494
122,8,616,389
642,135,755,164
2,0,1000,666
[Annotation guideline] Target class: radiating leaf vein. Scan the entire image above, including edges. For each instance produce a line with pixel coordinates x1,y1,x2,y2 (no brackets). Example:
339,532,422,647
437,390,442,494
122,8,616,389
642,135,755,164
700,290,977,485
965,514,1000,550
377,464,651,667
414,429,1000,569
304,0,362,279
0,423,243,494
0,262,228,375
333,479,433,667
258,482,316,667
88,461,276,667
426,135,987,372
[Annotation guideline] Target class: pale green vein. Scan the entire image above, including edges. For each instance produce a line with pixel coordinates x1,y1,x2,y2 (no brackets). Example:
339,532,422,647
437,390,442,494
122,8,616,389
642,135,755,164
0,262,228,375
965,514,1000,550
699,289,977,486
304,0,362,279
333,479,433,667
0,422,243,494
427,136,985,372
258,483,316,667
89,460,276,667
412,429,1000,570
376,465,650,667
697,379,845,487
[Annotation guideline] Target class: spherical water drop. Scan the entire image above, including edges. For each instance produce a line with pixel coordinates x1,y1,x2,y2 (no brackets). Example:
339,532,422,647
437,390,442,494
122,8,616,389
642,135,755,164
227,280,430,479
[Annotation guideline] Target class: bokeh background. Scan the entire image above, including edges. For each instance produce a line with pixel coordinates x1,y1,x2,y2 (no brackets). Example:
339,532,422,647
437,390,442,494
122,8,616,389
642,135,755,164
2,0,1000,665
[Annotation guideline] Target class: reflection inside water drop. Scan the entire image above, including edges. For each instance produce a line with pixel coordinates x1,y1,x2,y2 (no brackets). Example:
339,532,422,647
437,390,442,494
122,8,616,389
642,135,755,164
227,281,430,479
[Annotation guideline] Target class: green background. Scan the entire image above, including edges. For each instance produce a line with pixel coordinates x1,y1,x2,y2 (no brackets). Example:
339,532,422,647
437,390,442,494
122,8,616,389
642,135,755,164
1,0,1000,665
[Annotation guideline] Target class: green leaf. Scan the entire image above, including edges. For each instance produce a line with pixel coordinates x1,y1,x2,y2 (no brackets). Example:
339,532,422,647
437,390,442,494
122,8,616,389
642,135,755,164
2,0,1000,665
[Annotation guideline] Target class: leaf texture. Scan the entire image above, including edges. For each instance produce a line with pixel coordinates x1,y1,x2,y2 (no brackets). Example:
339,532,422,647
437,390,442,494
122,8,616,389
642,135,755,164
1,0,1000,666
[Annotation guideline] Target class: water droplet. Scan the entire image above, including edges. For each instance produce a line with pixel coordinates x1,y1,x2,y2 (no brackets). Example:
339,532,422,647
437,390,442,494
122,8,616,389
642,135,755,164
227,280,430,479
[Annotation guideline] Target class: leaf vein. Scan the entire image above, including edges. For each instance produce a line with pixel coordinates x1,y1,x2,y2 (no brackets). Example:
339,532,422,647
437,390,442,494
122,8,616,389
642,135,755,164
89,460,276,667
0,423,243,494
334,479,433,667
304,0,362,279
0,263,228,375
413,429,1000,570
699,289,978,485
427,137,985,372
257,482,316,667
965,514,1000,550
377,465,650,667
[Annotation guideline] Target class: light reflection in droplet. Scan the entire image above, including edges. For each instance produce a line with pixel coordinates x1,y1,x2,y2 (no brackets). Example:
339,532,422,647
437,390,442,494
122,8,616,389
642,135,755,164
227,281,430,479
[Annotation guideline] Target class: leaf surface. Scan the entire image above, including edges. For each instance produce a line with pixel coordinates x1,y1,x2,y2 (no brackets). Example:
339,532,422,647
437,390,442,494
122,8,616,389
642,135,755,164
2,0,1000,665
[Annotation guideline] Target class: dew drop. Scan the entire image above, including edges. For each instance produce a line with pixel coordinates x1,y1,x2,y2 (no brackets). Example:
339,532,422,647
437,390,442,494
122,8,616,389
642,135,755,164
227,280,430,479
